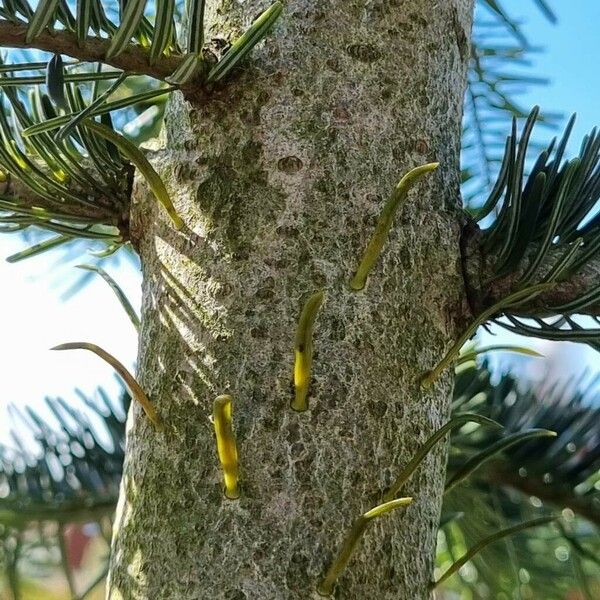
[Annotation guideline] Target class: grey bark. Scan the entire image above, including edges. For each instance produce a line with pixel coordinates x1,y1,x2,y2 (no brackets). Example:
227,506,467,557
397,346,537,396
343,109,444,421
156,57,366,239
108,1,474,598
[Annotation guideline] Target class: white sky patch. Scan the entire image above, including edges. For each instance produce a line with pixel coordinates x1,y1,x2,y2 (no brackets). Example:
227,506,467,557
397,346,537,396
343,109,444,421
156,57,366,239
0,233,141,443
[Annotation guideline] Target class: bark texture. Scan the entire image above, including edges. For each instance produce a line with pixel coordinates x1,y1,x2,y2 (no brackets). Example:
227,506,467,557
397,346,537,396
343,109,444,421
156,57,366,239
108,1,474,598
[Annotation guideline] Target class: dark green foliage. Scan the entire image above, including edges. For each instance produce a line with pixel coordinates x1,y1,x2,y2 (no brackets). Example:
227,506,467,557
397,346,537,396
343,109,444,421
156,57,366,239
0,58,183,258
205,2,283,83
438,360,600,597
185,0,205,55
106,0,149,60
0,60,138,255
475,107,600,350
454,1,600,377
0,0,283,85
45,53,67,110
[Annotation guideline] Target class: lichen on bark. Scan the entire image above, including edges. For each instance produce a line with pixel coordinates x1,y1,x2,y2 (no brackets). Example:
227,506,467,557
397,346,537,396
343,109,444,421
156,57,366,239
108,1,474,598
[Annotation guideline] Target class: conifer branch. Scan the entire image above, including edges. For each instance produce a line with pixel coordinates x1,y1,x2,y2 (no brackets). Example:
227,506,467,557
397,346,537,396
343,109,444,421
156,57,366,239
465,233,600,317
488,468,600,529
0,20,185,82
1,168,122,224
457,107,600,351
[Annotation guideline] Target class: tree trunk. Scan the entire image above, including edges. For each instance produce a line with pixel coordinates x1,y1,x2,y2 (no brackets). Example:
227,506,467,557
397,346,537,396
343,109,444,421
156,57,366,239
108,1,474,598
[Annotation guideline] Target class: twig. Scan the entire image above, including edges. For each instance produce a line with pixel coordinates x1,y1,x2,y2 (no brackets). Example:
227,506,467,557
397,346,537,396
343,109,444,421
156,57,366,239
0,20,186,82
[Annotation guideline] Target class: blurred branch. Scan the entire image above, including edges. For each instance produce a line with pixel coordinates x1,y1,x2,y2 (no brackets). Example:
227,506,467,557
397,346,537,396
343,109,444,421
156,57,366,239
0,499,117,526
489,467,600,528
451,361,600,529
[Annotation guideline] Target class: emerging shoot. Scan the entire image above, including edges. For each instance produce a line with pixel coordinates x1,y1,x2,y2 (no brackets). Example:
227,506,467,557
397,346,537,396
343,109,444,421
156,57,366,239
420,283,554,388
292,290,325,412
382,414,502,503
213,395,240,500
350,162,438,291
318,497,413,596
76,264,140,332
82,120,184,230
51,342,163,430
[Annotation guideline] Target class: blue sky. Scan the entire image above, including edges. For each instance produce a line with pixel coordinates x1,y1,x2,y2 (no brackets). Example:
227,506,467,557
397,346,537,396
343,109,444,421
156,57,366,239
501,0,600,148
0,1,598,440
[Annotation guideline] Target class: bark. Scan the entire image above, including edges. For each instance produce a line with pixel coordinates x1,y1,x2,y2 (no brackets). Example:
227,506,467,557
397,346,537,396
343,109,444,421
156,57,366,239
108,1,474,598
